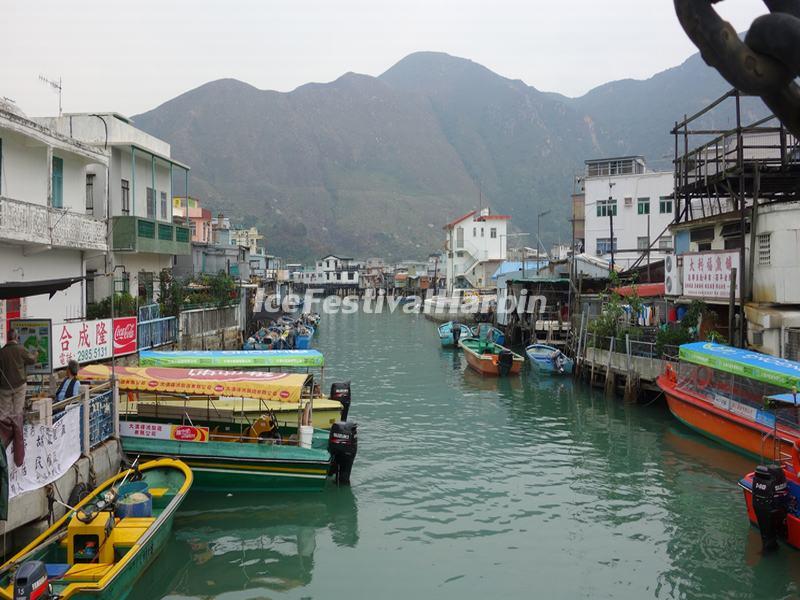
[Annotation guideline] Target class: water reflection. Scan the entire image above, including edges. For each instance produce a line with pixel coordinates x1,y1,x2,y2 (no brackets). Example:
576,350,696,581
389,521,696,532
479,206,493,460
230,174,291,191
129,488,358,599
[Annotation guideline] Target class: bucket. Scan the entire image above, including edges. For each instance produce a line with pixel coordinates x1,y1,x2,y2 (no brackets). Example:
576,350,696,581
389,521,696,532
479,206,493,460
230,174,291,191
116,481,152,518
299,425,314,449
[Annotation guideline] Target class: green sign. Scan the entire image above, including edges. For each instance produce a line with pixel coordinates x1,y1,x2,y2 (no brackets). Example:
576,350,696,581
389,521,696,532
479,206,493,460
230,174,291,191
10,319,52,375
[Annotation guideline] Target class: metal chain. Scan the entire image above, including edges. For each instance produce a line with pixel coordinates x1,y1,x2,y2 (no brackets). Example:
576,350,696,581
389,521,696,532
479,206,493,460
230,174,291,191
674,0,800,137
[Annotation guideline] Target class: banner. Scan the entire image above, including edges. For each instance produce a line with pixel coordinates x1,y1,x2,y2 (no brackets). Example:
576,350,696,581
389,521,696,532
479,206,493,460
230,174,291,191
121,421,209,443
53,319,112,369
682,251,740,300
7,405,81,498
139,349,324,368
113,317,138,356
10,319,52,375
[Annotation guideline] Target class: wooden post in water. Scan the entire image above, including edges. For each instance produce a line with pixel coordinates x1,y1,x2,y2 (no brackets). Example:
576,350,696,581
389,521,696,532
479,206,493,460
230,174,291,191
604,336,615,397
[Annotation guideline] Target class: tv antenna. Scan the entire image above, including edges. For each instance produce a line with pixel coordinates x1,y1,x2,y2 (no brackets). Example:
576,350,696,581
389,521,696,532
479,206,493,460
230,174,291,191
38,74,62,115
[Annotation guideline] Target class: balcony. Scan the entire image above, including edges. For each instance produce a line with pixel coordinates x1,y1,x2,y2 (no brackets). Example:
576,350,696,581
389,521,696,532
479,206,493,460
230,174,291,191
0,196,107,251
111,216,190,255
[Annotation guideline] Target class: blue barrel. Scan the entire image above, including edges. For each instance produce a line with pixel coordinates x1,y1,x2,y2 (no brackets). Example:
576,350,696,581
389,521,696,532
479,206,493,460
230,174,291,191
115,481,153,518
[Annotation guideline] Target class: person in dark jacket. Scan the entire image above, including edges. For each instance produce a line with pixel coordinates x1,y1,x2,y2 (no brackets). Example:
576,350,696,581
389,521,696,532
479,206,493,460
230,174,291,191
55,360,82,401
0,330,36,419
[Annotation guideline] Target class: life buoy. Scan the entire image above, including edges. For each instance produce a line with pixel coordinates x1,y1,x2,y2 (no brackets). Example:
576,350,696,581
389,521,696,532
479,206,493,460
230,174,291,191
694,366,712,389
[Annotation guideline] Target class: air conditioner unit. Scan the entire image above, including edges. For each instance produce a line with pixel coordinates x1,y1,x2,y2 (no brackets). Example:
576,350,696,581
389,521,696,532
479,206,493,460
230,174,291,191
664,253,683,296
624,196,633,207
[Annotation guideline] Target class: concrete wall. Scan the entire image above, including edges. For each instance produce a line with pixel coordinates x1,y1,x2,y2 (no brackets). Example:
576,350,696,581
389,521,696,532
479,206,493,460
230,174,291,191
584,170,673,268
752,203,800,304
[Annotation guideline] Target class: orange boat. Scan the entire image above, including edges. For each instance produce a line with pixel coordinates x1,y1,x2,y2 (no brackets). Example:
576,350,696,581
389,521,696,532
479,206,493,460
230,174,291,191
459,337,524,376
657,342,800,460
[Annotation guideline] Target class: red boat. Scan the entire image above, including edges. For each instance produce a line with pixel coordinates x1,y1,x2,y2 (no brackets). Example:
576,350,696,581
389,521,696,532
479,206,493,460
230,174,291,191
459,337,524,376
656,342,800,460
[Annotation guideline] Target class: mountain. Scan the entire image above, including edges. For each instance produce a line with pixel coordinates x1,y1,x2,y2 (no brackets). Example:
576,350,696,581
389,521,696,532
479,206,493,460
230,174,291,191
132,49,767,260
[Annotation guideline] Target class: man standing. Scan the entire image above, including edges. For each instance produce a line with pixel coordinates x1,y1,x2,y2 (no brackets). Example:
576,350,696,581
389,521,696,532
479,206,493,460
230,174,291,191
0,329,36,419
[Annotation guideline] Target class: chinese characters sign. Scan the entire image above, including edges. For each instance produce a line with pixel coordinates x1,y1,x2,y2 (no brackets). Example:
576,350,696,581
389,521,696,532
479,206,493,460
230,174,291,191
53,319,113,369
121,421,209,443
7,405,81,498
10,319,52,375
682,251,740,300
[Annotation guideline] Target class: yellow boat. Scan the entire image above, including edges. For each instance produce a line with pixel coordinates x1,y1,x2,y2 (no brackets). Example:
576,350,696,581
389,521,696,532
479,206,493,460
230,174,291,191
0,458,192,600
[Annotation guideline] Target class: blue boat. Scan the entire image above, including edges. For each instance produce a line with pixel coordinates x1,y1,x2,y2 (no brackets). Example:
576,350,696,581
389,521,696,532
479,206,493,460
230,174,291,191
525,343,574,375
472,323,506,345
438,321,473,347
295,325,315,349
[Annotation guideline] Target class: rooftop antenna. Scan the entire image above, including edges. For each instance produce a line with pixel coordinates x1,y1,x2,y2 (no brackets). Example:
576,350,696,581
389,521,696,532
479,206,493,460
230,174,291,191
38,74,62,116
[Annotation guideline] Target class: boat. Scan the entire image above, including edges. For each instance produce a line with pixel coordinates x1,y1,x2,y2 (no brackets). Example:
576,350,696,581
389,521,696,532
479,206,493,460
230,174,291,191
458,337,524,376
525,343,574,375
657,342,800,459
438,321,473,347
137,350,346,429
472,323,506,345
294,325,315,349
79,365,359,492
0,458,192,600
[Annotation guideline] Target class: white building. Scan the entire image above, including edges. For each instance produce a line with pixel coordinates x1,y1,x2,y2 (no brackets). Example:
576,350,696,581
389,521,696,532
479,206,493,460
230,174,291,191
35,113,191,304
292,255,360,287
0,102,109,338
583,156,674,270
443,208,509,292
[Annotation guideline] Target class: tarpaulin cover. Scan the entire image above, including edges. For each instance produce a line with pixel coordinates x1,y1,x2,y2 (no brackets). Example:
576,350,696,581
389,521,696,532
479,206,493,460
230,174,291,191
78,364,311,403
679,342,800,390
139,349,324,368
0,277,84,300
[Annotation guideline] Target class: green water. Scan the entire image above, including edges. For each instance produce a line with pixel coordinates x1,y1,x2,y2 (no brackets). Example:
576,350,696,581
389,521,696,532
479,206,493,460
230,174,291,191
130,309,800,599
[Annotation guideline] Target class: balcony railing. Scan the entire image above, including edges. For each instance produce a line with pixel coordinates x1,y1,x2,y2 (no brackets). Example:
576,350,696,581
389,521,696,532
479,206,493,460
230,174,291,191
0,195,107,251
112,215,191,255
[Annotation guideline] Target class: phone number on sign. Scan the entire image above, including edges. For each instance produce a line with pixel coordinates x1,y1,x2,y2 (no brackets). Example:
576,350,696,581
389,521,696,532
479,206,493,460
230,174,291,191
75,347,110,363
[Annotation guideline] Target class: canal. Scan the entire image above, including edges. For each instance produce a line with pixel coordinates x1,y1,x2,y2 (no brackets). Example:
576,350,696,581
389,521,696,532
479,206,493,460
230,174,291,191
130,308,800,599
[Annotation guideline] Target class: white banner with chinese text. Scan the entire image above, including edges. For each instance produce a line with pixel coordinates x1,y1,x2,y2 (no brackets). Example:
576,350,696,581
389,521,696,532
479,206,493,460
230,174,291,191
53,319,113,369
682,251,740,300
7,405,82,498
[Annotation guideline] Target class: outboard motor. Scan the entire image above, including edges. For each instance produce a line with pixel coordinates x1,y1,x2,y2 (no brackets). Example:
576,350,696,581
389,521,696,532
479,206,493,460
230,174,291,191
452,323,462,345
13,561,50,600
498,350,514,376
330,382,352,421
752,464,789,552
328,421,358,485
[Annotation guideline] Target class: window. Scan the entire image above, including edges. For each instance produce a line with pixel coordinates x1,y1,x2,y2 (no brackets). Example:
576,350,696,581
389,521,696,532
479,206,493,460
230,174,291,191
51,156,63,208
659,196,673,214
121,179,130,215
138,271,154,303
456,251,465,257
658,236,673,250
86,270,96,306
85,173,95,211
637,236,649,250
481,227,484,237
637,197,650,215
490,227,497,239
146,188,155,219
596,198,617,217
758,233,771,265
596,238,617,254
473,227,477,237
160,191,167,219
698,242,712,252
456,227,464,249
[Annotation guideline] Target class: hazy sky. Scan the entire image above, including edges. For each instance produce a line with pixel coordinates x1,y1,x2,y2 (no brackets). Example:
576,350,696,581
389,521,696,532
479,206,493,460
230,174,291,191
3,0,764,118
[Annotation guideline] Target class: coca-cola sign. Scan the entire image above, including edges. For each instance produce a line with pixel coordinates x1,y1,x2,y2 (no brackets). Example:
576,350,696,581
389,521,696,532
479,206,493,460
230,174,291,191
113,317,138,356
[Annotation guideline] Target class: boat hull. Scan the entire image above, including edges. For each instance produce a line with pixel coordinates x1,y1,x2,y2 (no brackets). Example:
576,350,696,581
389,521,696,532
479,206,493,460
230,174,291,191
657,374,797,459
121,437,330,493
740,472,800,549
526,346,574,375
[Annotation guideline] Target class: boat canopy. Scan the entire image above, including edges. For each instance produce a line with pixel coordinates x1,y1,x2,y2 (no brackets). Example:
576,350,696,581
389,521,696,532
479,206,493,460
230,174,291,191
78,364,312,403
139,349,324,368
679,342,800,390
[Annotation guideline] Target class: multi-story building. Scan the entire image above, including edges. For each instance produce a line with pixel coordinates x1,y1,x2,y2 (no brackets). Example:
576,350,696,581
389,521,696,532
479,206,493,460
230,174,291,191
292,255,360,287
173,196,212,243
443,208,509,292
0,101,109,338
583,156,674,270
665,90,800,357
231,227,263,254
35,113,191,304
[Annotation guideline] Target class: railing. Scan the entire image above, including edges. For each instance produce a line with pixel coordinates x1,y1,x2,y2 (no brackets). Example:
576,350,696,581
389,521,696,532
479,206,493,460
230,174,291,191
585,332,679,360
47,381,117,454
0,195,107,250
180,305,240,339
138,316,178,350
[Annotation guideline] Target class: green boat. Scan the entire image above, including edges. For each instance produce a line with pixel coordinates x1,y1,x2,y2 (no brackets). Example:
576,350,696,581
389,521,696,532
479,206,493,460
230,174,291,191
0,458,192,600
